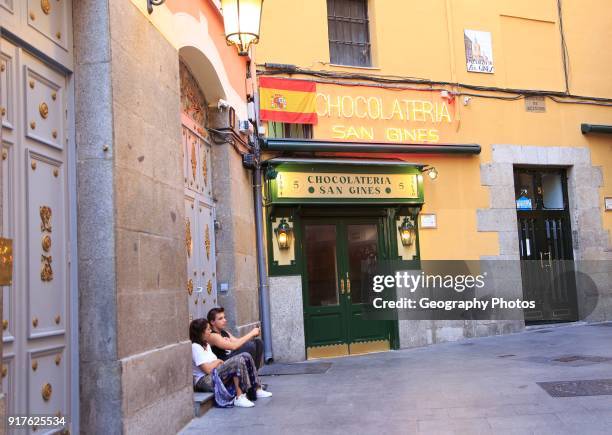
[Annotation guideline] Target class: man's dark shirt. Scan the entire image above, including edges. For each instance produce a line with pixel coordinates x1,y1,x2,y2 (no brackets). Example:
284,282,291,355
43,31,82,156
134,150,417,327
210,329,231,360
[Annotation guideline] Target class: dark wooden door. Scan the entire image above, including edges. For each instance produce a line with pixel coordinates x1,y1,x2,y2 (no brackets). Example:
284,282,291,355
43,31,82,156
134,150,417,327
514,168,578,323
301,217,392,358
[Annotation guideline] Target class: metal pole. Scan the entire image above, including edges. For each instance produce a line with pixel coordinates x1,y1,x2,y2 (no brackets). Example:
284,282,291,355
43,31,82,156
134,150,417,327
249,59,274,362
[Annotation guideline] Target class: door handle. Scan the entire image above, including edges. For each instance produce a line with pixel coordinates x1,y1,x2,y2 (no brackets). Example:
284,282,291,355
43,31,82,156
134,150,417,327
540,252,551,268
346,272,351,294
340,278,345,295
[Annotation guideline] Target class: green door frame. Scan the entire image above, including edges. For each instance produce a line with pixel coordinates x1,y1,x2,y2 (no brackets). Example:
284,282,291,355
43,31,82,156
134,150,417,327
301,213,399,355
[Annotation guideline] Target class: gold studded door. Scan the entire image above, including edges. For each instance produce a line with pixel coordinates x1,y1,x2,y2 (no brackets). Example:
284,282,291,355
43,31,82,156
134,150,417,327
182,122,217,322
1,38,71,433
180,59,218,323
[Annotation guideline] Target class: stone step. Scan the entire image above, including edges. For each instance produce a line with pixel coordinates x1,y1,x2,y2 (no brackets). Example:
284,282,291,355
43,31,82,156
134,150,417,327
193,392,214,417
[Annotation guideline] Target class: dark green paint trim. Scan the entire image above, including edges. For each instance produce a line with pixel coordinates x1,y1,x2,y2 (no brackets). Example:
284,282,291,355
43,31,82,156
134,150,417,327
581,123,612,134
263,138,481,154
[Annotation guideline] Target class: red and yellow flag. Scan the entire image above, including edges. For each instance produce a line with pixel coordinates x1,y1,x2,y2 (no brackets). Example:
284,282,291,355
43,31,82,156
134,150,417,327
259,77,318,124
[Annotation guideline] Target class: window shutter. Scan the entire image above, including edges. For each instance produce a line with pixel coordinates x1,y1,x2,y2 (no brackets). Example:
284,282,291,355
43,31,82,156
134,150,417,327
327,0,371,67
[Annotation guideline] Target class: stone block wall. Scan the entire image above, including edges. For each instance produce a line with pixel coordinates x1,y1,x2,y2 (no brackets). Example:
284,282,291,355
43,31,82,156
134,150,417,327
269,275,305,362
74,0,192,433
108,1,192,433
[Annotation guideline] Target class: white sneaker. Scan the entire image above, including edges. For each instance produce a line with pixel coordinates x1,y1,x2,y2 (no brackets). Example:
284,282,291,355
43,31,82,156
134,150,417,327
233,394,255,408
256,388,272,398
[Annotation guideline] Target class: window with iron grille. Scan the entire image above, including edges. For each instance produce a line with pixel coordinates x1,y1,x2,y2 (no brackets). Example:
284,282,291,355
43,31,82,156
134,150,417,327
267,122,313,139
327,0,371,67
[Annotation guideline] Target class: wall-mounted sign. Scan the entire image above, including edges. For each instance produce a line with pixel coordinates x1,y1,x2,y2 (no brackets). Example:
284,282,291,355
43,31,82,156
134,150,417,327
313,83,457,144
277,172,418,199
420,214,437,229
464,30,494,74
516,196,533,210
525,96,546,113
605,197,612,211
267,163,424,205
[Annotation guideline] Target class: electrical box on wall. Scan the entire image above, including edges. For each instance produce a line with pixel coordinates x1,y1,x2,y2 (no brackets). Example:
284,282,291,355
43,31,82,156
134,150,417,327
238,120,251,133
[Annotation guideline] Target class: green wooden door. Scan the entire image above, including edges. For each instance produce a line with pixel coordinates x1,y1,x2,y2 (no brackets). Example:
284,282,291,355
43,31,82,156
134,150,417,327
302,217,392,359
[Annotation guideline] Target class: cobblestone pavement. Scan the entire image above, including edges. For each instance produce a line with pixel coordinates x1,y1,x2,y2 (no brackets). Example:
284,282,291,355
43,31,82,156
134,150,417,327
180,322,612,434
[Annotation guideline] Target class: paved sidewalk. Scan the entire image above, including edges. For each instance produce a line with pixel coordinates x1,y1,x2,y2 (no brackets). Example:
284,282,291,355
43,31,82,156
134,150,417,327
180,323,612,434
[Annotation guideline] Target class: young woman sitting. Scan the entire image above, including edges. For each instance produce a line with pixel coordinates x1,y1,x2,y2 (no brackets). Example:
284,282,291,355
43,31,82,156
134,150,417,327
190,318,272,408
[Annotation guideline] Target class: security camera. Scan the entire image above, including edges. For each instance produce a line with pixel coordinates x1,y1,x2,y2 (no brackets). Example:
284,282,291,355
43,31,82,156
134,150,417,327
217,99,231,110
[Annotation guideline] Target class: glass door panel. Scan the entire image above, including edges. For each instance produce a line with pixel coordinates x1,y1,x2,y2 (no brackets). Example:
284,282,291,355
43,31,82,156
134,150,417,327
304,224,339,306
346,224,378,304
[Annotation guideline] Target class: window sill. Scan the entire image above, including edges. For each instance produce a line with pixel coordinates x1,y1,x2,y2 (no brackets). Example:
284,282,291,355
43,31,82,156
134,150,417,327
328,63,381,71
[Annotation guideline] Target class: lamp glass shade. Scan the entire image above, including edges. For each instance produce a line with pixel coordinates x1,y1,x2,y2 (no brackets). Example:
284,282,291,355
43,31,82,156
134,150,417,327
398,218,415,247
221,0,264,55
400,229,413,246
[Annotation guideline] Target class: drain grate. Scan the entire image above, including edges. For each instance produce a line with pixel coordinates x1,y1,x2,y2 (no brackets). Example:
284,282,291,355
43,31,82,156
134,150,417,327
258,362,332,376
534,329,554,333
553,355,612,363
538,379,612,397
498,354,516,358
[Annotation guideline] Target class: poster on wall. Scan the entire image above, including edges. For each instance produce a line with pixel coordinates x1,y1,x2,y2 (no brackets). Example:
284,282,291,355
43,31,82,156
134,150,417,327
464,30,494,73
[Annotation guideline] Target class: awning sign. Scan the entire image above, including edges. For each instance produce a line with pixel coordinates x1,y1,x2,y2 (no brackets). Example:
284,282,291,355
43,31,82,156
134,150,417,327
267,163,424,205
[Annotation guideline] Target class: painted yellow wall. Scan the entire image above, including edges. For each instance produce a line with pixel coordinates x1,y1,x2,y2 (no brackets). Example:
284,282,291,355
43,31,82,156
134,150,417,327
257,0,612,259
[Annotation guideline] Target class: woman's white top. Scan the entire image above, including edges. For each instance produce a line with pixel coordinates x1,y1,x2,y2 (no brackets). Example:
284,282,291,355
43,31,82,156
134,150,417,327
192,343,216,384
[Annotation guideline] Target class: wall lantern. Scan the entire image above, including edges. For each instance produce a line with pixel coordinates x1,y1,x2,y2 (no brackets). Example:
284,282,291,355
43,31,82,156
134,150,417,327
398,217,416,247
423,166,439,180
274,218,293,250
221,0,264,56
147,0,165,14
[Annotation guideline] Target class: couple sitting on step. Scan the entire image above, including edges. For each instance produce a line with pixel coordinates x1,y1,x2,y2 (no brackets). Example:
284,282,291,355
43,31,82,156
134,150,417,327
190,307,272,408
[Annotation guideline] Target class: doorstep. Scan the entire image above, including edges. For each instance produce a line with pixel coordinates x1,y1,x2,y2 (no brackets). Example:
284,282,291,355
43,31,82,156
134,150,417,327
193,392,214,417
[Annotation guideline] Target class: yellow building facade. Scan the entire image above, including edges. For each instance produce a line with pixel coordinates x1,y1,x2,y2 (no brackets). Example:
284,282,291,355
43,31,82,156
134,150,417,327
255,0,612,361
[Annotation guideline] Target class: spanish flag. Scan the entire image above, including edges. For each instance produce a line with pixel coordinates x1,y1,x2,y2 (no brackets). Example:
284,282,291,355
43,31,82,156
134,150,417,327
259,77,318,124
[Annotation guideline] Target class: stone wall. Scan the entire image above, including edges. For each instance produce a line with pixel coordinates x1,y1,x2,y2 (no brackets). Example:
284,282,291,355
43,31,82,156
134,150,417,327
109,1,192,433
73,0,123,432
269,275,305,362
74,0,192,433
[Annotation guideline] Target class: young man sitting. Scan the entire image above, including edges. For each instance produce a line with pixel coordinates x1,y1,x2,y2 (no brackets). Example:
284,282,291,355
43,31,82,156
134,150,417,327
206,307,264,369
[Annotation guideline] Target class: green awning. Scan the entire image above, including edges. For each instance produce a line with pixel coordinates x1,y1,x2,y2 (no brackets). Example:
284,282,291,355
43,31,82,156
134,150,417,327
263,138,481,154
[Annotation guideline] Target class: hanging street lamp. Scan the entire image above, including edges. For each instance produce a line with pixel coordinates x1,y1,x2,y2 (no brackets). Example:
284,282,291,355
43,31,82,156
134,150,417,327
274,218,293,250
221,0,264,56
398,217,416,247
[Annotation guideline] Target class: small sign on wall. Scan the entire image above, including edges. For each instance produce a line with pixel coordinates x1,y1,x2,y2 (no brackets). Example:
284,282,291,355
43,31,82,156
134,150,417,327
420,214,437,229
464,30,494,73
525,96,546,113
605,197,612,211
516,196,533,210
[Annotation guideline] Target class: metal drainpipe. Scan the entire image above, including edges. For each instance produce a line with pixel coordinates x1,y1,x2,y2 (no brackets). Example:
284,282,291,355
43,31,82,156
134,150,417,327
250,60,274,363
